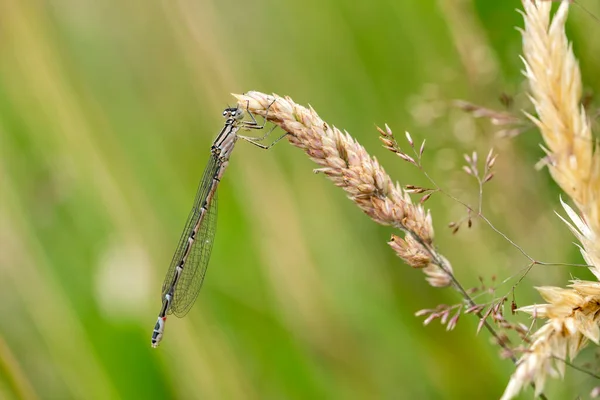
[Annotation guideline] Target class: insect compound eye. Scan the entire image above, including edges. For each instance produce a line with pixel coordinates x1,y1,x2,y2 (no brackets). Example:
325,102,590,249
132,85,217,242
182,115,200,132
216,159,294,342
222,110,227,116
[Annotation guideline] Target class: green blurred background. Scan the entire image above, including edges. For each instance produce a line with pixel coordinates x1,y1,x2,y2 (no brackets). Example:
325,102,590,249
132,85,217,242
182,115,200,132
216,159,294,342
2,0,600,399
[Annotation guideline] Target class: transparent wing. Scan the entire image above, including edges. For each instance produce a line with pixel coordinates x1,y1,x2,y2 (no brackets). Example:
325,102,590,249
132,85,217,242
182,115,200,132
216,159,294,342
171,189,217,316
161,155,218,301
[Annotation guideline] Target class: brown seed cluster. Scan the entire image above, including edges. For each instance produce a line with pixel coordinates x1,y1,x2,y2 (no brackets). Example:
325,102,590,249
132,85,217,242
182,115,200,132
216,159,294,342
234,91,451,287
454,99,528,138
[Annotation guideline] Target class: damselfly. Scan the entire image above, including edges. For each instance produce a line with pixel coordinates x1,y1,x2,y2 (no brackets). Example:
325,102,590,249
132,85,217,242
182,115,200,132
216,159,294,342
151,103,284,348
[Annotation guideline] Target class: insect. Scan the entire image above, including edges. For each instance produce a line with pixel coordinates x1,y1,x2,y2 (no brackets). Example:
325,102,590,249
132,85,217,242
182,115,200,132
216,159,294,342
151,103,284,347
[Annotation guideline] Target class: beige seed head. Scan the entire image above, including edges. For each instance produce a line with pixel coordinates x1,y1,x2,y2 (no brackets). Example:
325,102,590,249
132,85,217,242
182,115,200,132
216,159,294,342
502,1,600,398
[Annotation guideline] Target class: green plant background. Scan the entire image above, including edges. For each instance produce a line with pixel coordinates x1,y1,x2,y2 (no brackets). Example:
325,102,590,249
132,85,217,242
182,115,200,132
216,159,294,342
2,0,600,399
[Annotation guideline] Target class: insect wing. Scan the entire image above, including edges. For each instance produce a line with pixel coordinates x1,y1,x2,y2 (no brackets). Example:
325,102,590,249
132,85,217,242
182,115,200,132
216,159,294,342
161,155,218,299
171,189,218,316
